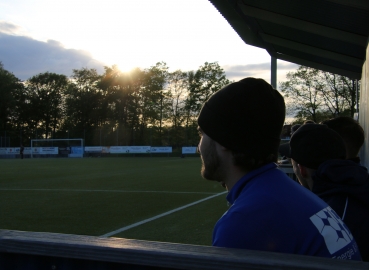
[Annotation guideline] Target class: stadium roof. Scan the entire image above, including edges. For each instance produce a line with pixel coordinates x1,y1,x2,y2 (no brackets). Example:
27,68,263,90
209,0,369,79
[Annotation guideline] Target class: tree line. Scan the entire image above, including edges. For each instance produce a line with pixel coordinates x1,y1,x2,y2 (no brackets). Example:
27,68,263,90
0,61,231,147
1,62,359,147
280,66,359,124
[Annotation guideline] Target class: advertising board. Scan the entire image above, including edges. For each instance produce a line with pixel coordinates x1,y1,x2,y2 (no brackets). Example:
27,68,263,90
150,147,172,153
182,147,197,154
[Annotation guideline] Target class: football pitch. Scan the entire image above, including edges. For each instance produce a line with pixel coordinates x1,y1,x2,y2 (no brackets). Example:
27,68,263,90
0,157,228,246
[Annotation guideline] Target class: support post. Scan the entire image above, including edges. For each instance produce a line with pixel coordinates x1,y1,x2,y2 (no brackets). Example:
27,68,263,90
356,79,359,113
271,56,277,88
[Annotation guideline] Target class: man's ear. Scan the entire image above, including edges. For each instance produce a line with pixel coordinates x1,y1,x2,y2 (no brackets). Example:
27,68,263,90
298,164,309,178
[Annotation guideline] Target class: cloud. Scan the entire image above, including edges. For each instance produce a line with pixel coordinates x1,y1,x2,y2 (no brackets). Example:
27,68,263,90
223,63,271,79
0,22,105,80
277,62,300,70
222,62,299,83
0,20,27,35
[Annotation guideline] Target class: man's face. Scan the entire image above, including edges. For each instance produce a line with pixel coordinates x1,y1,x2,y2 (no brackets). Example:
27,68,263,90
198,128,224,182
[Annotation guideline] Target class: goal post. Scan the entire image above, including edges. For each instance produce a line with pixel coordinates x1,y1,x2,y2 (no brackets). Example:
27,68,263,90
30,138,84,158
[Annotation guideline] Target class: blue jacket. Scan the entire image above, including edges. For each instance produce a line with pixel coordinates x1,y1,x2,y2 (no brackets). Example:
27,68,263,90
312,159,369,261
213,163,361,260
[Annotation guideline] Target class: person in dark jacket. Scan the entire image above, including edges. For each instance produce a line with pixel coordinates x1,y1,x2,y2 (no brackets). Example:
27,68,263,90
282,124,369,261
19,144,24,159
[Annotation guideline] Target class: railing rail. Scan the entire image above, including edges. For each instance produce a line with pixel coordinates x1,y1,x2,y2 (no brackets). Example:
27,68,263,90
0,230,368,270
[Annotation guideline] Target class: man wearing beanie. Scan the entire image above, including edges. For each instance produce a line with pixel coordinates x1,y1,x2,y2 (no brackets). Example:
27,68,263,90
197,78,361,260
283,123,369,261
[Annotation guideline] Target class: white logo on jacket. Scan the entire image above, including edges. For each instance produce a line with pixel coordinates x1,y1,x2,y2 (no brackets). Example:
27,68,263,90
310,206,353,254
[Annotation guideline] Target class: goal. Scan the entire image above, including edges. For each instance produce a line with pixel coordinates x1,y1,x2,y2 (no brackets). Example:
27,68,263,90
30,138,84,158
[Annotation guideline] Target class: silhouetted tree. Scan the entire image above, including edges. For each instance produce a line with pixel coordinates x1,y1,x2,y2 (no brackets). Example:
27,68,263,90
0,62,25,132
279,66,358,123
24,72,68,139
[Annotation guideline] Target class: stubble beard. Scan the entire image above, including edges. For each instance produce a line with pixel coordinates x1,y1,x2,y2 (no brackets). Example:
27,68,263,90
200,140,224,182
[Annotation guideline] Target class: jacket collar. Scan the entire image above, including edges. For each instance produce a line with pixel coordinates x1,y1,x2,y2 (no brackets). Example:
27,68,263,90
226,163,277,205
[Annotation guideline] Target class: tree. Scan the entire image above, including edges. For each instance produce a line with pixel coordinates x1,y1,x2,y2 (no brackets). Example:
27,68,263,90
100,65,137,129
24,72,68,139
0,62,24,132
141,62,169,143
64,68,105,144
319,72,358,117
279,66,358,123
103,66,151,145
165,70,188,146
280,67,323,123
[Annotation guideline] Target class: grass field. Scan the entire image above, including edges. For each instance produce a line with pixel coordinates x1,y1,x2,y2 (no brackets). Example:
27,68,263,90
0,157,228,246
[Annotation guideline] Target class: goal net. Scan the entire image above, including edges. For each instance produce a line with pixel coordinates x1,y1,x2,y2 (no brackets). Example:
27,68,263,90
30,138,84,158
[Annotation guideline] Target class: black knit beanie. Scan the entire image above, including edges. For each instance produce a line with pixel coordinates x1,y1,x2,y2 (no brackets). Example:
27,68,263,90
198,78,285,158
289,124,346,169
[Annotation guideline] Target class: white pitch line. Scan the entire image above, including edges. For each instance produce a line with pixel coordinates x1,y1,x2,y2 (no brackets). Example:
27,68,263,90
0,188,219,195
101,191,228,238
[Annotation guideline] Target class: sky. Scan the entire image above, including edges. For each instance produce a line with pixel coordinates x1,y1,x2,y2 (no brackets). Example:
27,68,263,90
0,0,298,84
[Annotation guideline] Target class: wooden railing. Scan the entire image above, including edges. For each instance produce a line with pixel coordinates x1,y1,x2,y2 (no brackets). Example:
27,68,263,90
0,230,368,269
